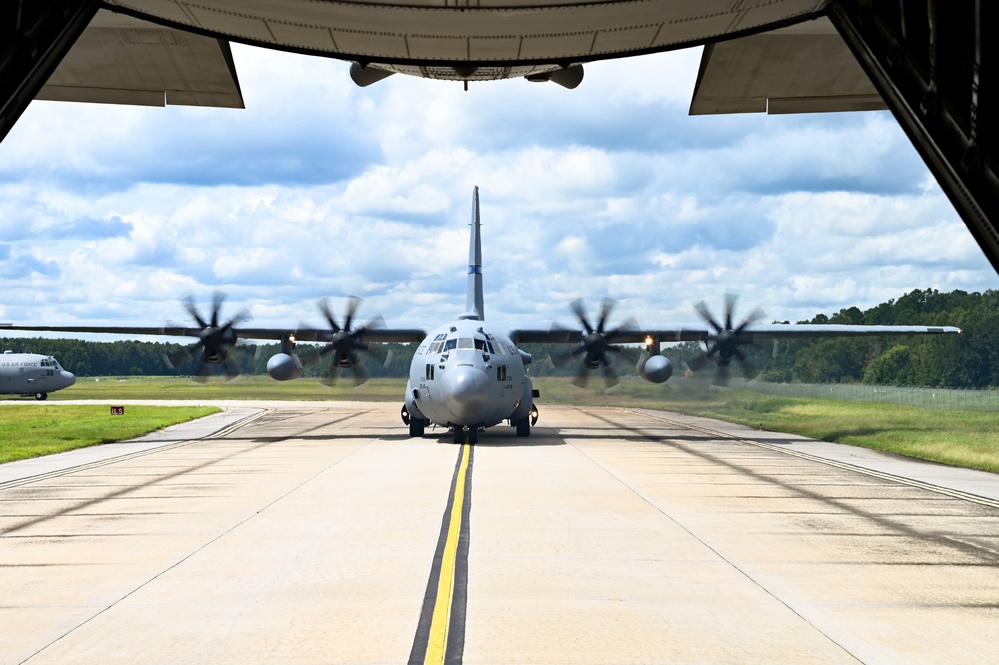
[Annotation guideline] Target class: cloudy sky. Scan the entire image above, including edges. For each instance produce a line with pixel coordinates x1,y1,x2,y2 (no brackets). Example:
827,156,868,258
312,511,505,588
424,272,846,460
0,43,995,339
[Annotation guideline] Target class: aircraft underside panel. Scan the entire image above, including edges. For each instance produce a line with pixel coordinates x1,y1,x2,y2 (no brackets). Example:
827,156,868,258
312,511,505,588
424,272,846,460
689,16,887,115
102,0,828,75
36,10,244,109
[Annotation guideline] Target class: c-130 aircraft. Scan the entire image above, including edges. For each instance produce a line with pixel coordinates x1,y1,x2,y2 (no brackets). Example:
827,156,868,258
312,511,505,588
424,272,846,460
7,188,961,443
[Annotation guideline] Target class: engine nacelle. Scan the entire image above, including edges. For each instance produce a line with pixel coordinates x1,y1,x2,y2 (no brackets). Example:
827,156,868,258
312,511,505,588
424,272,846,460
638,354,673,384
267,353,304,381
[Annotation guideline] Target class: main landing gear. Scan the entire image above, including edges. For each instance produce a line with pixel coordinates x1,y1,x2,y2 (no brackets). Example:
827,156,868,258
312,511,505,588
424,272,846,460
513,404,539,438
34,392,48,401
402,404,427,438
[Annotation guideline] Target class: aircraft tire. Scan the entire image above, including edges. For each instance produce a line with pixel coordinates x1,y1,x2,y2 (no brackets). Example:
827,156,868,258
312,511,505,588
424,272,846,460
515,417,530,437
469,427,479,444
409,420,425,438
452,428,464,444
35,392,47,401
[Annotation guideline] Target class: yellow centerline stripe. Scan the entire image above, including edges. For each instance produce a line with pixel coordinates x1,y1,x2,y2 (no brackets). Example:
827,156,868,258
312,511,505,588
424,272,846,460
424,442,471,665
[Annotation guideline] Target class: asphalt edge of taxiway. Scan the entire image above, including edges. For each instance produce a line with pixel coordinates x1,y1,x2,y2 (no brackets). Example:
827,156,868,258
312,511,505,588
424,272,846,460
0,406,264,488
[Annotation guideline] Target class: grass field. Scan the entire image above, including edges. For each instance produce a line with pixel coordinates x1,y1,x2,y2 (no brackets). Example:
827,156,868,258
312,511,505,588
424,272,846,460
0,405,220,464
533,378,999,473
4,375,999,473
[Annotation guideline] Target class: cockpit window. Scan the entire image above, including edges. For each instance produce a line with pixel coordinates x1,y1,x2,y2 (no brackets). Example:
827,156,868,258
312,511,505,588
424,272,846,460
444,338,457,352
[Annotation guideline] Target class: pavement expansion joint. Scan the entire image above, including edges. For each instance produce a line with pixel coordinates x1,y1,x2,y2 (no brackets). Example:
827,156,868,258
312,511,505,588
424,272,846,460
622,408,999,510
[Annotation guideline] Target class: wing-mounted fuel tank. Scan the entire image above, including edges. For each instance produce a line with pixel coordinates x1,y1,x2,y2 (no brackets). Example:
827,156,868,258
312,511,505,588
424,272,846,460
267,333,304,381
637,335,673,384
638,354,673,383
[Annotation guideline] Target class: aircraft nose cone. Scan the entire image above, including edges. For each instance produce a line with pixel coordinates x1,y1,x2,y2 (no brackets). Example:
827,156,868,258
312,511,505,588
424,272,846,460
61,371,76,388
439,365,490,424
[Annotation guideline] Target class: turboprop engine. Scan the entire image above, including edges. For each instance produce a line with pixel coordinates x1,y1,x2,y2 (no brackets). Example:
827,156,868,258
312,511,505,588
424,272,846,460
638,354,673,383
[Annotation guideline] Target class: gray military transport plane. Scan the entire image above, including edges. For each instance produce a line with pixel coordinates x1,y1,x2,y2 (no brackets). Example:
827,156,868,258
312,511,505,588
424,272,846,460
0,351,76,400
5,188,961,442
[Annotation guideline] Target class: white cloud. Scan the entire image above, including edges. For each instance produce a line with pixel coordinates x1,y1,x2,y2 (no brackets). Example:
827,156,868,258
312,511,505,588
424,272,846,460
0,42,993,341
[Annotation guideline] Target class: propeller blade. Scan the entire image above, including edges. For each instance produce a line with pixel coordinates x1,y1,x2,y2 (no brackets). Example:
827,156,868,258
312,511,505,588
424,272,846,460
724,293,737,331
318,298,340,333
168,293,249,380
601,356,619,388
691,295,766,385
343,296,361,333
603,317,637,343
211,292,229,328
193,361,214,383
687,353,712,372
362,342,388,364
322,362,340,385
571,299,594,334
183,296,209,329
562,297,633,388
695,301,724,334
550,350,575,368
225,308,252,329
352,359,369,386
734,307,765,335
165,341,201,370
734,347,757,379
223,355,242,380
596,297,615,334
355,315,386,337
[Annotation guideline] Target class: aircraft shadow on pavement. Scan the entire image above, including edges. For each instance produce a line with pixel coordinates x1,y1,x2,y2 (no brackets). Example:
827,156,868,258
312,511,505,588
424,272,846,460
424,426,566,447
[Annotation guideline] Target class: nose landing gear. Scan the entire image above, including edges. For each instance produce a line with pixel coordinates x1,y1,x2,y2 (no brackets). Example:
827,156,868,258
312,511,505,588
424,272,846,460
452,425,479,444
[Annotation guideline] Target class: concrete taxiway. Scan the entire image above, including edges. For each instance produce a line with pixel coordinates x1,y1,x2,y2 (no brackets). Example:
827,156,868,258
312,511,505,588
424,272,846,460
1,402,998,664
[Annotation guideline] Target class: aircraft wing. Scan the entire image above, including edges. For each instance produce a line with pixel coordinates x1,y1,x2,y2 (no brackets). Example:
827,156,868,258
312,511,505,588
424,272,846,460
689,17,886,115
0,323,426,344
285,327,427,344
510,324,961,345
35,9,244,109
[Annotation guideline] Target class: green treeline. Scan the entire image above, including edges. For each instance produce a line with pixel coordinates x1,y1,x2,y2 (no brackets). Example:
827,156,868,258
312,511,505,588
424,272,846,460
0,338,417,381
758,288,996,388
2,288,995,388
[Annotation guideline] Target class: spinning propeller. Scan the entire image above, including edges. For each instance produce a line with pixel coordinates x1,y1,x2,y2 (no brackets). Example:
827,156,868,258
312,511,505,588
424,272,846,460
164,293,249,381
687,294,764,385
313,297,386,385
556,298,635,388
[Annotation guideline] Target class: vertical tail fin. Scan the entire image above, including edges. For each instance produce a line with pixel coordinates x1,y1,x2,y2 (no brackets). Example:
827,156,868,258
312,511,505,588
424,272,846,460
461,186,484,321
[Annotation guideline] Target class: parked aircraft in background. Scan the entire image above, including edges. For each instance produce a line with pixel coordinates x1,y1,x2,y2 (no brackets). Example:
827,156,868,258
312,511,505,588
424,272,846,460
0,352,76,400
4,188,961,441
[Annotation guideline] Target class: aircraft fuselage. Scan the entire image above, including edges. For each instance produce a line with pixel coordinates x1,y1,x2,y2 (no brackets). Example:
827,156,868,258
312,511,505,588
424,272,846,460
0,353,76,400
406,319,532,434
